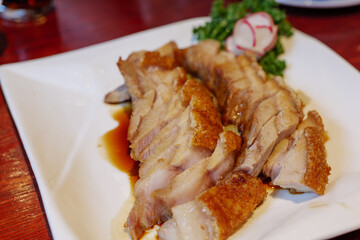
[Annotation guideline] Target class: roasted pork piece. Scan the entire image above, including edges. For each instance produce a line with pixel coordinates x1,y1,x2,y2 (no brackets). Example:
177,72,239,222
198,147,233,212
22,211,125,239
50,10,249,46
118,42,244,239
153,130,241,222
262,110,330,194
158,171,267,240
183,39,304,176
118,43,187,162
182,39,330,196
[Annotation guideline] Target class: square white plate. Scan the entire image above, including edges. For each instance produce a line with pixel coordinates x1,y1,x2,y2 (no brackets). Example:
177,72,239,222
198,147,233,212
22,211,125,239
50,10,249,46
1,17,360,240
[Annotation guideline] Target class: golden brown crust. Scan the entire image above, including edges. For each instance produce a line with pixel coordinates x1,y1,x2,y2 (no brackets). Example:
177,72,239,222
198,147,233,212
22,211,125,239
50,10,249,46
198,171,267,240
304,126,331,195
118,42,187,98
180,78,203,106
140,41,184,69
222,131,242,153
181,79,222,150
141,51,178,69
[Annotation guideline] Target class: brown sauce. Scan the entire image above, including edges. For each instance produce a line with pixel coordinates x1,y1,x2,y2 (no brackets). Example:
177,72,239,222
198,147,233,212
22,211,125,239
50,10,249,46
260,176,280,191
262,177,303,194
102,107,139,190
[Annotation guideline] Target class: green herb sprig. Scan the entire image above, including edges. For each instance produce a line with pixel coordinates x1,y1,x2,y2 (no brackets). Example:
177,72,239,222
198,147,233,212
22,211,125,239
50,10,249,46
193,0,293,76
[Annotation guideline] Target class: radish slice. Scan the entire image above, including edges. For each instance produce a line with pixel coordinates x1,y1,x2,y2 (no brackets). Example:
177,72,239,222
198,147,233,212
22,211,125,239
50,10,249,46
232,12,278,57
225,36,244,56
233,18,256,50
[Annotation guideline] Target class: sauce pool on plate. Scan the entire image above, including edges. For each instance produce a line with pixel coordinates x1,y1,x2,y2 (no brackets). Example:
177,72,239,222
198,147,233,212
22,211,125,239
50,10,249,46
102,107,139,190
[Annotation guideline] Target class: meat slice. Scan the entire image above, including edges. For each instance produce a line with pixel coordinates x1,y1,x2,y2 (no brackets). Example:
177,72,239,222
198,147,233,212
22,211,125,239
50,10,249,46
126,77,222,239
183,40,268,132
236,79,303,176
119,46,183,101
152,131,241,222
262,110,331,194
118,42,187,161
119,42,223,239
223,53,268,131
158,171,267,240
183,40,304,176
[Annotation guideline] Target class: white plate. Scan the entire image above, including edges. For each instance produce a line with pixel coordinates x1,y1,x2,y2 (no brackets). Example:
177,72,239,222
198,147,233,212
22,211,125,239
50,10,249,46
1,17,360,240
276,0,360,8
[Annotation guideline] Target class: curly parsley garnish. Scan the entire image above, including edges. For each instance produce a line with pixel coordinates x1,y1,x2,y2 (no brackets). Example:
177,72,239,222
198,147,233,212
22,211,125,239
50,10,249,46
193,0,293,76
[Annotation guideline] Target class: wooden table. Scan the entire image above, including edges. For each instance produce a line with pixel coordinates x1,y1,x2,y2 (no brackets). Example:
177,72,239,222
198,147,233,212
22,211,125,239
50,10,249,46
0,0,359,239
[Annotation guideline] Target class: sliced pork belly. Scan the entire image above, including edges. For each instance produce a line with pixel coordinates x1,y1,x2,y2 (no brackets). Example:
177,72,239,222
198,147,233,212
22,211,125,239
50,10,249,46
118,42,187,161
119,42,223,239
183,40,268,132
158,171,267,240
119,48,184,102
183,40,303,176
130,92,185,161
126,78,222,239
223,53,269,131
236,79,303,176
135,79,221,178
152,131,241,222
262,110,331,194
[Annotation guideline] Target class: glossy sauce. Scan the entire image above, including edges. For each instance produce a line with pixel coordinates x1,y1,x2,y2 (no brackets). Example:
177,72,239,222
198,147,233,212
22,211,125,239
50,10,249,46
263,179,306,195
261,177,279,191
102,108,139,190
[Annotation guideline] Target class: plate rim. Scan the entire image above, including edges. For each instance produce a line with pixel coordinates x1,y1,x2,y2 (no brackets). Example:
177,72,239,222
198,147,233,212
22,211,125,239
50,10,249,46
276,0,360,8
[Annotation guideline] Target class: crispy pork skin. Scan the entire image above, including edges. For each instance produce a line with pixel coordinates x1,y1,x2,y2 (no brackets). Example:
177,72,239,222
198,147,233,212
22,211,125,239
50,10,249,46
262,110,330,194
158,171,267,240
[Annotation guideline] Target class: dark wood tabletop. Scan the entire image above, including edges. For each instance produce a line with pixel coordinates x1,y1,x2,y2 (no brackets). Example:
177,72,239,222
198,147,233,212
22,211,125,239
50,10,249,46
0,0,359,239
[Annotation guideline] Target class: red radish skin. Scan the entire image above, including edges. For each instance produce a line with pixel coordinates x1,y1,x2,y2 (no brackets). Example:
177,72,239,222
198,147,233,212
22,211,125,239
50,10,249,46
230,11,278,57
233,18,255,50
243,19,256,47
263,25,278,52
256,25,273,33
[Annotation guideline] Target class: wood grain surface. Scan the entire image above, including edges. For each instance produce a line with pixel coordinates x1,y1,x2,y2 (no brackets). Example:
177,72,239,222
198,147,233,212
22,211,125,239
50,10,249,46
0,0,359,239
